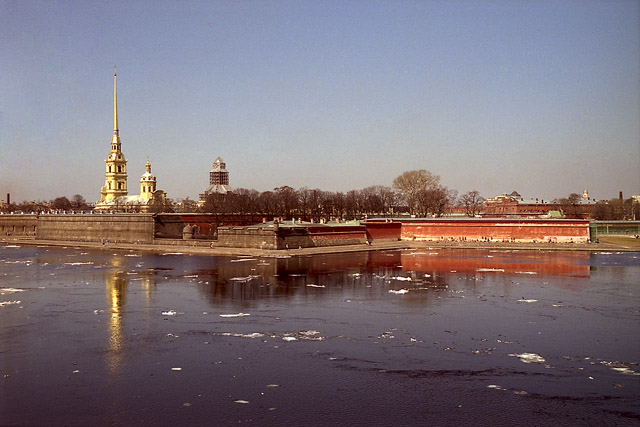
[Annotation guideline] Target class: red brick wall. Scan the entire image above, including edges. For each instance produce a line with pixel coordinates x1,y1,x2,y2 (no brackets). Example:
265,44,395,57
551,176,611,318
399,219,589,243
364,221,402,241
400,250,590,278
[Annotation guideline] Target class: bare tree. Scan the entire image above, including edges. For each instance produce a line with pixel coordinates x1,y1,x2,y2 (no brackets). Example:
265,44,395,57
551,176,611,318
71,194,88,211
393,170,440,215
51,196,72,211
459,190,485,217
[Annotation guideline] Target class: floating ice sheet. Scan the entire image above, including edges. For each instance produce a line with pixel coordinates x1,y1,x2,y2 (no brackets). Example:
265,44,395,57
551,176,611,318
229,275,260,282
0,288,26,295
509,352,546,364
219,313,250,318
0,300,21,307
388,289,409,295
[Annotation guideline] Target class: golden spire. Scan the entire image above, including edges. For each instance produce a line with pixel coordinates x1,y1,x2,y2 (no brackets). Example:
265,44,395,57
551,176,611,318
113,65,119,136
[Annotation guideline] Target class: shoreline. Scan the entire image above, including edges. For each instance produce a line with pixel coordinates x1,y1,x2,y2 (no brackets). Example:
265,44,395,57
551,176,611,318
2,236,637,257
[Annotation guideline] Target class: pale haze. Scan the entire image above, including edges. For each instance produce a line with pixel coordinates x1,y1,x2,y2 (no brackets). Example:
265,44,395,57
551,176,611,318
1,0,638,204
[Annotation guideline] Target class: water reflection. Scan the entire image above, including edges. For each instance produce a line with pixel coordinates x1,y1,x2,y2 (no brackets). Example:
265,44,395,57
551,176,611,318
190,249,591,307
104,255,156,374
106,268,126,374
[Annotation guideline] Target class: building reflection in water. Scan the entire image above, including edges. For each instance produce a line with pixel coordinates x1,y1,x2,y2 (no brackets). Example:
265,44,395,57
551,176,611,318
193,249,591,307
104,255,155,375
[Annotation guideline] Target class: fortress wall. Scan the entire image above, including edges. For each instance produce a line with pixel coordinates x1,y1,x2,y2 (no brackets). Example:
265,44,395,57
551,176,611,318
398,219,590,243
305,225,367,247
0,214,38,236
216,227,278,249
36,214,155,243
216,225,367,249
154,213,268,239
364,221,402,241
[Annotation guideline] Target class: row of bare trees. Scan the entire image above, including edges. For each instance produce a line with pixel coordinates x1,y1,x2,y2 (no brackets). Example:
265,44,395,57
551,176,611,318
193,170,483,220
198,185,402,220
1,194,90,213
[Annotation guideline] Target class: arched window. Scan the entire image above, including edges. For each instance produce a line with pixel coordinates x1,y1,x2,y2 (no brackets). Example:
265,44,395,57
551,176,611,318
108,166,111,173
118,166,121,173
108,182,111,190
143,186,146,193
118,182,122,189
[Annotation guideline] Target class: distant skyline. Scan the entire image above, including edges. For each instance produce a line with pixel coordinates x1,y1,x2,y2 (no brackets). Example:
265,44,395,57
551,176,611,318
1,0,639,204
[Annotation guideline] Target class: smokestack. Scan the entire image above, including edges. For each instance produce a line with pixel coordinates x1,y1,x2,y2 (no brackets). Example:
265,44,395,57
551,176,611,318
6,193,9,205
619,191,623,200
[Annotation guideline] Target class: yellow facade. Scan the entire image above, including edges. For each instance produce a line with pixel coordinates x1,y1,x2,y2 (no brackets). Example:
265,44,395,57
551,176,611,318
139,160,156,202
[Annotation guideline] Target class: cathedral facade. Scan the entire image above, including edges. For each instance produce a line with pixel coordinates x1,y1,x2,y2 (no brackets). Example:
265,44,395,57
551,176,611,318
95,68,165,212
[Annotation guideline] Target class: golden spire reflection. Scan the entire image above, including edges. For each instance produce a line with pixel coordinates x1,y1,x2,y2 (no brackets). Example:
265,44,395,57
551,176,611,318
106,268,126,374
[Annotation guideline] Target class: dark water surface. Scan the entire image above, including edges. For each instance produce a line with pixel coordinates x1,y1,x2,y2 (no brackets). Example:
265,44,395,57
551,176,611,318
1,244,639,426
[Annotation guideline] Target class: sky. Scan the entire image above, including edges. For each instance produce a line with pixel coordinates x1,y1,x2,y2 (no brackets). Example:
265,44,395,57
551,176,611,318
1,0,639,204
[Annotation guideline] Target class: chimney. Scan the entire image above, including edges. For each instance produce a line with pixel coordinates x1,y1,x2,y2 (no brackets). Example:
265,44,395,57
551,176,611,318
6,193,9,205
620,191,623,200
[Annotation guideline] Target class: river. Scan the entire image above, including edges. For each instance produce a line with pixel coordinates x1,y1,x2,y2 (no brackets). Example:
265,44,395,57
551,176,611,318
1,244,639,426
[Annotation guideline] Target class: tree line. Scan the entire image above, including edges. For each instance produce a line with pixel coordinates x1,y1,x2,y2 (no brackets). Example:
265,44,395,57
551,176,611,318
3,169,638,220
194,169,474,220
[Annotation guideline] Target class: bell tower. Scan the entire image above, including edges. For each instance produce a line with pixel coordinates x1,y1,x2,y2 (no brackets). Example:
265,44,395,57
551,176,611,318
100,66,128,202
139,159,156,202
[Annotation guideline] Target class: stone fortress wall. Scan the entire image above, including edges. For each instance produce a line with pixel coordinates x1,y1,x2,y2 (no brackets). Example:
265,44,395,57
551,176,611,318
1,213,636,248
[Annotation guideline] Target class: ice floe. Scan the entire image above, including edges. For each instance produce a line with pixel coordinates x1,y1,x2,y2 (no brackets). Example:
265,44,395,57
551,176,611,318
476,268,505,272
64,262,94,266
231,258,257,263
162,310,177,316
600,361,640,376
0,288,25,295
515,271,537,275
0,300,21,307
517,299,538,303
306,284,325,288
220,332,265,339
219,313,250,318
391,276,412,281
388,289,409,295
509,352,546,364
229,275,260,282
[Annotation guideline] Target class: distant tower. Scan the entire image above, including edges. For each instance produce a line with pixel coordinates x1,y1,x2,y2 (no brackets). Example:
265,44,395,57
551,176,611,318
582,190,589,201
139,159,156,202
209,157,229,186
198,156,233,202
100,66,128,203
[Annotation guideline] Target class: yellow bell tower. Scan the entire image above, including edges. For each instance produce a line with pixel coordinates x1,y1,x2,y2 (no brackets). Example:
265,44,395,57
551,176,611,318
100,66,128,203
139,159,156,202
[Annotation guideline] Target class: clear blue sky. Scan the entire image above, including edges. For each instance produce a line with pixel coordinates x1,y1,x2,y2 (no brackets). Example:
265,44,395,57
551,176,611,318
1,0,638,204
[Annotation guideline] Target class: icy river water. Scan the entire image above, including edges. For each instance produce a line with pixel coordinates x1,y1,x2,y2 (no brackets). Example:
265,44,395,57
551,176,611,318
1,244,639,426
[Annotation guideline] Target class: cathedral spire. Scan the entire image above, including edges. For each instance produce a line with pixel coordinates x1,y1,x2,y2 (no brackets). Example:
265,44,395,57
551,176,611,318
113,65,119,136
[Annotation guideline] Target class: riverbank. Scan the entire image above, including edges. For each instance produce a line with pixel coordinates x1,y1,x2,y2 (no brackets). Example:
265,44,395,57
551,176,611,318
2,236,637,257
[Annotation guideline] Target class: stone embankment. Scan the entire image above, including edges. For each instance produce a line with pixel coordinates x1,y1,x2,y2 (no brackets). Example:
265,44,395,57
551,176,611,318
2,236,636,257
